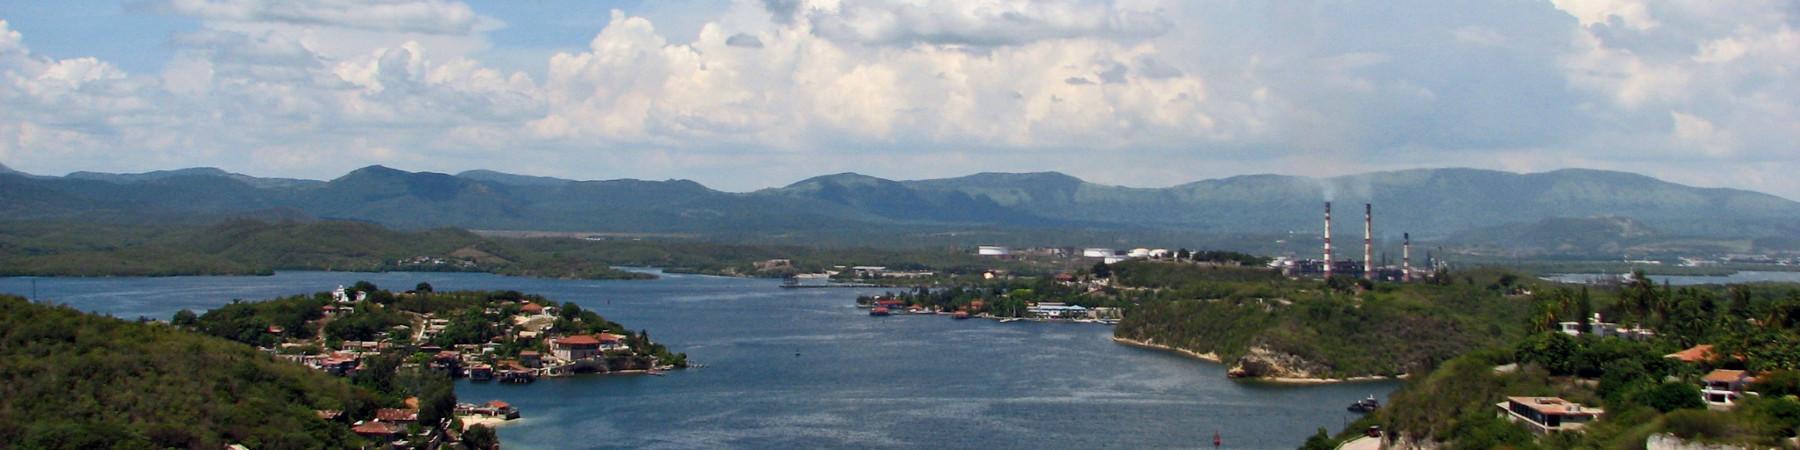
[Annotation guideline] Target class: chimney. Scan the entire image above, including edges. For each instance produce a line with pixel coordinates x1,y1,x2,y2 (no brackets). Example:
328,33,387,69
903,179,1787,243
1323,202,1333,278
1403,233,1412,282
1364,203,1373,281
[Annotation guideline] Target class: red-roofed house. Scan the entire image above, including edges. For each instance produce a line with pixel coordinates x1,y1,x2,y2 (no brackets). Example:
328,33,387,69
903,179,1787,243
1497,397,1603,434
1701,369,1759,408
350,421,405,441
552,335,602,360
520,303,545,315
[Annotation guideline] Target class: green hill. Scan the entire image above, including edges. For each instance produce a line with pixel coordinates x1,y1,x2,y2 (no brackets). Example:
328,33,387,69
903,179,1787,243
0,295,370,449
4,165,1797,251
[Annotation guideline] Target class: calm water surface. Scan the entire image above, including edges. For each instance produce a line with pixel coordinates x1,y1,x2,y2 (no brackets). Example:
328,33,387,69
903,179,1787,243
2,271,1397,449
1545,270,1800,286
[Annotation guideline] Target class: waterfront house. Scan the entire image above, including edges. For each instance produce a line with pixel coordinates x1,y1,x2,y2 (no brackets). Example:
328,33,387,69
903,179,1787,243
467,363,493,381
552,335,603,360
1497,396,1603,434
1701,369,1759,408
598,333,626,351
519,351,542,368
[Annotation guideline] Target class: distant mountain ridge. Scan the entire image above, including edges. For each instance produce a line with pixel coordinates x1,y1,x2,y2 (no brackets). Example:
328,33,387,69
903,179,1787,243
2,165,1796,252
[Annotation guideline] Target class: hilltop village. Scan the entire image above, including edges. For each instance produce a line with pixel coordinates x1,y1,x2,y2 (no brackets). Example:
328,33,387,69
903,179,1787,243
174,282,686,449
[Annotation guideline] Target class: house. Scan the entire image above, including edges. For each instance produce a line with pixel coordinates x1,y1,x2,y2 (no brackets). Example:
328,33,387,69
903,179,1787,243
350,420,405,442
431,351,462,372
482,400,521,420
1497,396,1604,434
518,351,542,368
1701,369,1759,408
375,408,418,424
466,363,493,381
1557,313,1654,340
520,303,545,315
597,334,627,351
551,335,603,360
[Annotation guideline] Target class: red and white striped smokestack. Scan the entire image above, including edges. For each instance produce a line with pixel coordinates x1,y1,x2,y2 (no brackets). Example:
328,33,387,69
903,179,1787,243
1403,232,1412,282
1364,203,1373,281
1323,202,1333,279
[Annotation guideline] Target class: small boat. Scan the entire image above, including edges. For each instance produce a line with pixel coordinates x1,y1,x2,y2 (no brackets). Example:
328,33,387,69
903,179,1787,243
952,311,971,320
1348,395,1380,413
870,307,891,316
999,318,1020,323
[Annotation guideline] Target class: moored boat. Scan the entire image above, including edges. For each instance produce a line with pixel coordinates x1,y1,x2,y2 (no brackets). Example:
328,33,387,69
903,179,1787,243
870,307,891,316
1347,395,1380,413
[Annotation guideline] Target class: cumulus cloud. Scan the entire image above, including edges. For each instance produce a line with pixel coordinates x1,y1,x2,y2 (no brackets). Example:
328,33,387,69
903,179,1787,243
136,0,498,35
790,0,1170,46
1,0,1797,200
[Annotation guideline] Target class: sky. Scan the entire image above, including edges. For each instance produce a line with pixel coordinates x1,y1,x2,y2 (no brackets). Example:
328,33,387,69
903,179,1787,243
0,0,1795,199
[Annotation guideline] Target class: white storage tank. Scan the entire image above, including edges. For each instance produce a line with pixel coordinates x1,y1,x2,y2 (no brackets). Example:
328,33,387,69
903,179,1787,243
977,245,1011,256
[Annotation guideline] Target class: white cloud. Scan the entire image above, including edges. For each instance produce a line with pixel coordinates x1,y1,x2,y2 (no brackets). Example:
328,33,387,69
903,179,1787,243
140,0,499,35
793,0,1170,46
0,0,1797,201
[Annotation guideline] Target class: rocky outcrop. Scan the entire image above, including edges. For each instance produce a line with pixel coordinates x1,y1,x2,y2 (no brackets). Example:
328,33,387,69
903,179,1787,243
1226,346,1332,380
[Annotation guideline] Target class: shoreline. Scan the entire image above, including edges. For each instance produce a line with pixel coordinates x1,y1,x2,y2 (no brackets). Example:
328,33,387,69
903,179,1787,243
1109,336,1403,384
1109,336,1223,364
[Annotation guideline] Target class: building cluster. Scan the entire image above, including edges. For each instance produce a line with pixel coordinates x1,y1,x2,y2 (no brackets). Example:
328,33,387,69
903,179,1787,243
1497,341,1767,435
975,245,1184,264
1555,313,1655,340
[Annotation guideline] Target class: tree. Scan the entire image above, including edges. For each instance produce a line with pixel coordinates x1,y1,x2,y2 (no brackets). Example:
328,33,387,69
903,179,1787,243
1516,332,1579,375
1633,381,1704,412
171,309,198,328
1091,261,1111,279
1298,427,1335,450
415,282,434,293
462,425,498,450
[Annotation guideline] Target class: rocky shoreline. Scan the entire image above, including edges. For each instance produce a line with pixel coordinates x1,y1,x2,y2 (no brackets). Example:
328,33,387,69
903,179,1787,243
1110,336,1403,384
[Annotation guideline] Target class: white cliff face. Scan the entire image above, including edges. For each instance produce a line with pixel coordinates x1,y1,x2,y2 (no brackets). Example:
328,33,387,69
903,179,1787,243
1226,345,1332,380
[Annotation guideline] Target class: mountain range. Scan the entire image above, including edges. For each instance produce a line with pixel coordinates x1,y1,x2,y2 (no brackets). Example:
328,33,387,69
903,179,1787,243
4,163,1797,255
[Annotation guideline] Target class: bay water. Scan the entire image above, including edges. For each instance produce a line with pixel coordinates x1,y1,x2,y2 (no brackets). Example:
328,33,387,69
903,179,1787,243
1,271,1397,449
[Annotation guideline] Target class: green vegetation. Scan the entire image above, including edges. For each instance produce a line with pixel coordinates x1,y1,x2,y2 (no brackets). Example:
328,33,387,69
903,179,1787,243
0,294,373,449
1349,271,1800,448
1115,265,1533,379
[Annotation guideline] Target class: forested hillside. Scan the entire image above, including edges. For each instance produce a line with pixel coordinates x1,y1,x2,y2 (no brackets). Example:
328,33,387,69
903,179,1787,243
1113,265,1535,380
6,165,1798,250
0,295,370,449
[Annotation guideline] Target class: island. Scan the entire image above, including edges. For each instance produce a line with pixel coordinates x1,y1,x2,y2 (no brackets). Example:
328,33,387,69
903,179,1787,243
0,282,687,449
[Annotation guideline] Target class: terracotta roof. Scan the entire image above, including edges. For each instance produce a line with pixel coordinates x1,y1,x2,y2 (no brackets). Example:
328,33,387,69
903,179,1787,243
375,408,419,422
554,335,601,346
1666,345,1716,362
1703,369,1753,383
521,303,544,312
597,334,623,342
485,400,512,409
1506,397,1603,417
350,421,403,435
519,351,540,357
